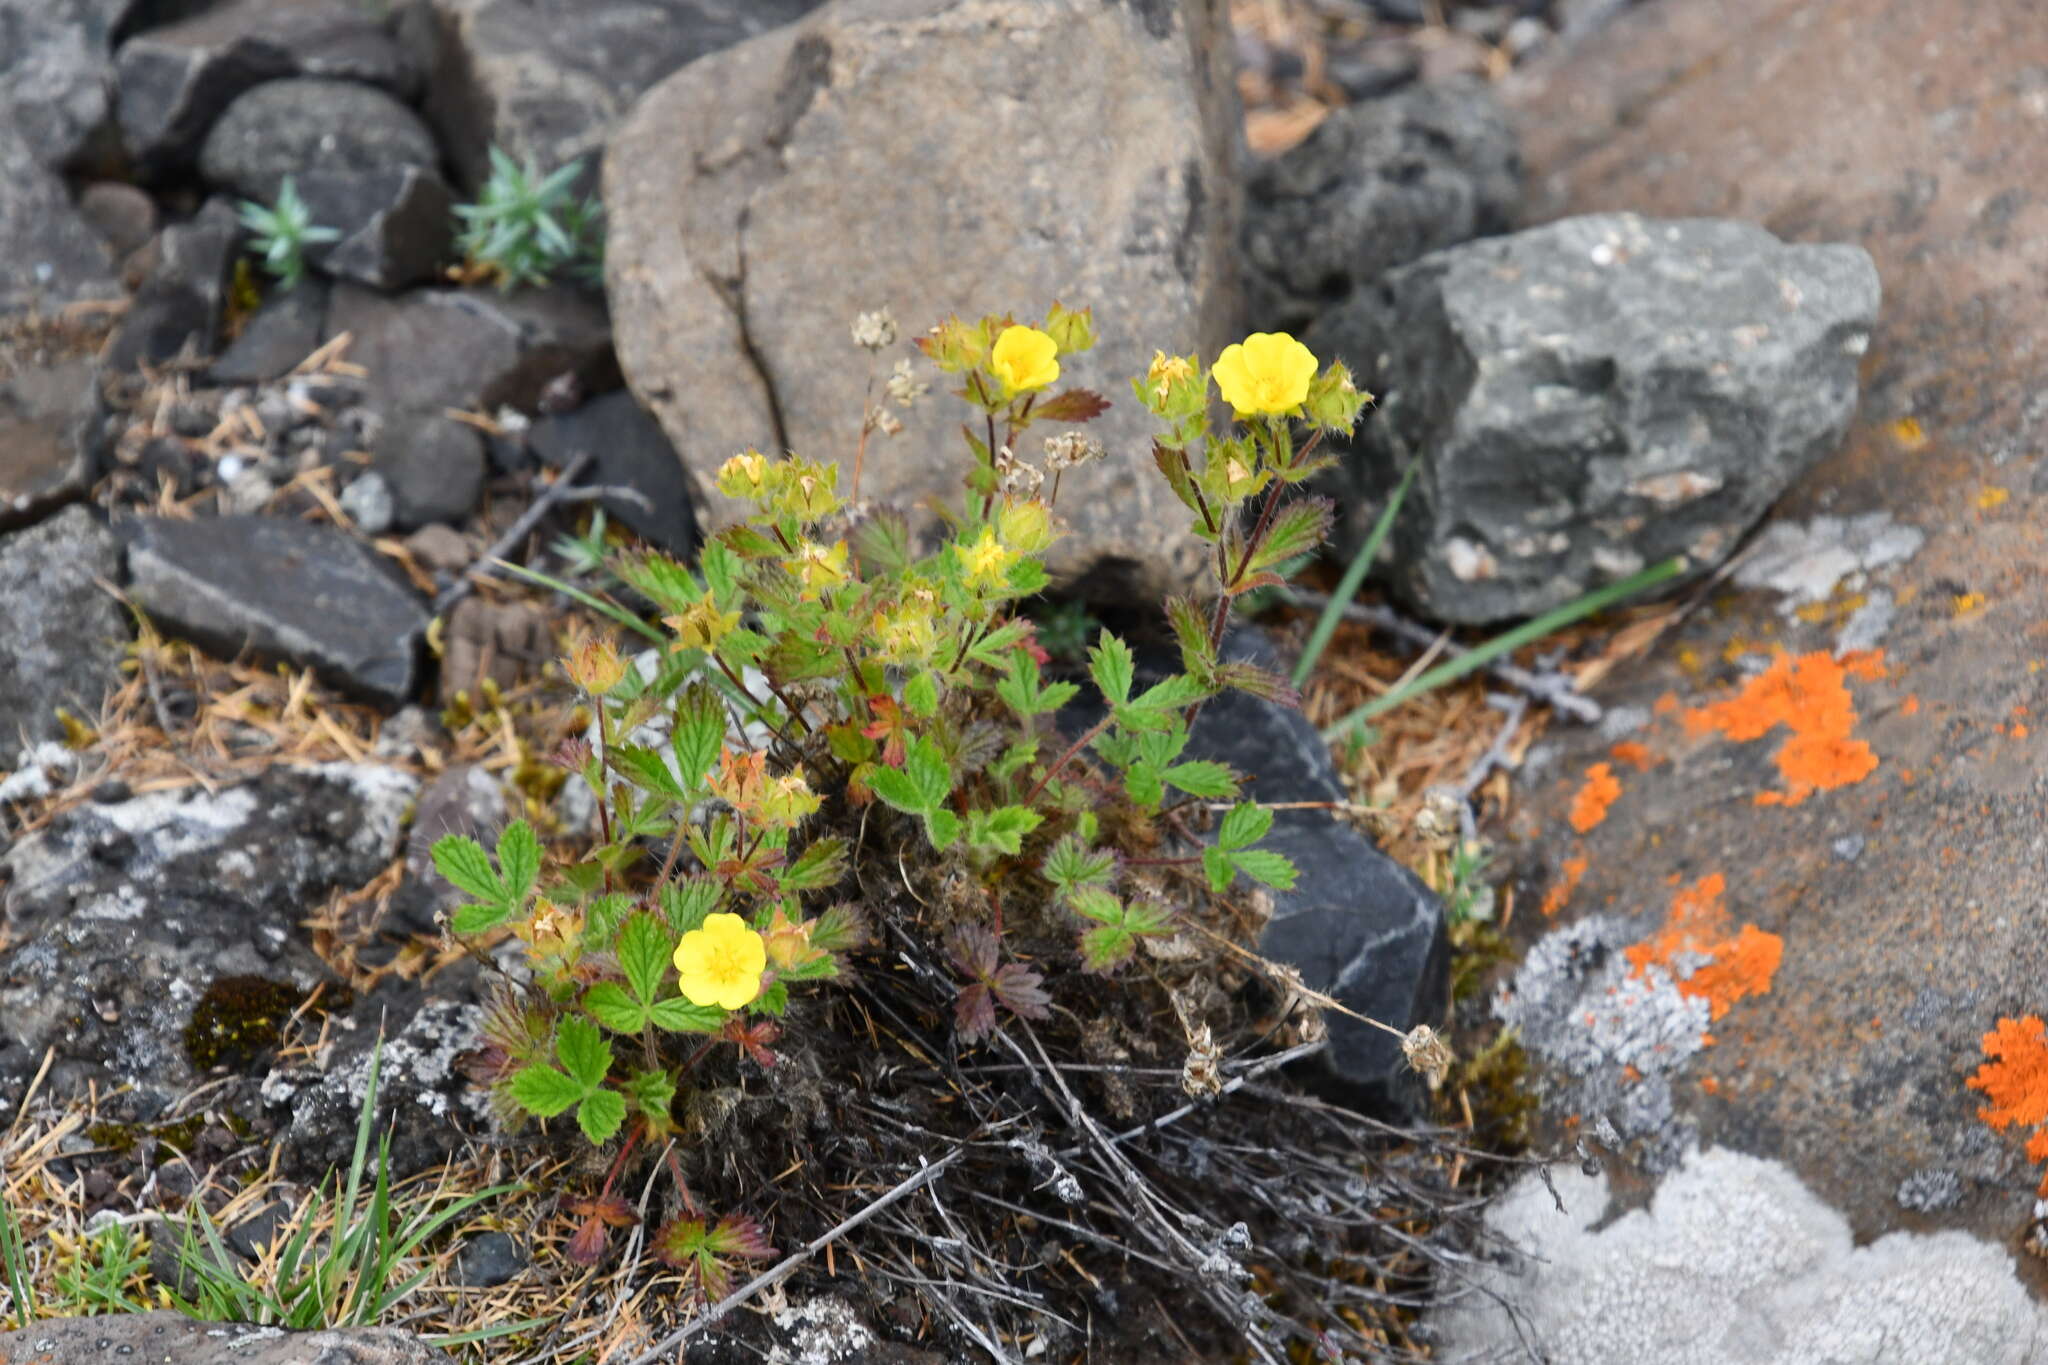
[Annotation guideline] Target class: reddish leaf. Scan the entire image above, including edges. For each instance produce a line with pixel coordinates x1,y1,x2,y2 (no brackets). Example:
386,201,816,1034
565,1193,641,1229
954,982,997,1043
709,1214,778,1261
1214,661,1300,709
1034,388,1111,423
566,1217,610,1265
989,962,1051,1021
946,922,1000,980
723,1016,781,1068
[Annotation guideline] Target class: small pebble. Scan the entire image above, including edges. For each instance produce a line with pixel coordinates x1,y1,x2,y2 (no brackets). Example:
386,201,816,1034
453,1231,526,1288
340,471,396,535
1831,834,1866,861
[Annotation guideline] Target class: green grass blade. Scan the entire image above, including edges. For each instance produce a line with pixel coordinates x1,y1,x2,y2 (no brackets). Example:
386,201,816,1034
1320,556,1687,741
1292,456,1419,689
0,1195,36,1327
491,560,665,643
433,1316,552,1347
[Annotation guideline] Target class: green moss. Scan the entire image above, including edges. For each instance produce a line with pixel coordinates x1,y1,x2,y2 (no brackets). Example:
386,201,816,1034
1451,1030,1538,1152
1448,919,1517,1005
182,975,348,1072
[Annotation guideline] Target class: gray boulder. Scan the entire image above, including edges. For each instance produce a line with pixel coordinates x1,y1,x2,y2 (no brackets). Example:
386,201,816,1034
1,0,136,172
0,120,118,311
1309,213,1881,624
325,282,617,419
372,409,486,530
0,764,416,1111
0,505,125,748
418,0,823,192
606,0,1244,597
528,389,697,559
0,359,98,531
124,515,430,706
197,77,439,204
0,1312,451,1363
115,0,422,178
297,166,454,291
1244,79,1520,332
102,197,242,372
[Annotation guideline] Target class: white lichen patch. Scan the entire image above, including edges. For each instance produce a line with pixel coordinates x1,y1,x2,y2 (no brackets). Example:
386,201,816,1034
1734,511,1924,607
767,1296,877,1365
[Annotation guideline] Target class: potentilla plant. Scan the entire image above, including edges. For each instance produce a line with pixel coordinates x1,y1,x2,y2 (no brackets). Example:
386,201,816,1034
432,304,1369,1287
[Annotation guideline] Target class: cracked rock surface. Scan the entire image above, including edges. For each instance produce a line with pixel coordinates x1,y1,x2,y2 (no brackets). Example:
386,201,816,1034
605,0,1244,599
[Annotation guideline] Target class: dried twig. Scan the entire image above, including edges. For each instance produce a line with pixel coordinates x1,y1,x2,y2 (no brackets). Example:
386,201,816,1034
432,451,595,615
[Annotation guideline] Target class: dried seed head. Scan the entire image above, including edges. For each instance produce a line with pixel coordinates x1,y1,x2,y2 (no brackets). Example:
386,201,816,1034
1412,785,1464,850
1042,430,1106,472
850,307,897,352
884,357,928,408
1181,1023,1223,1098
1401,1023,1455,1090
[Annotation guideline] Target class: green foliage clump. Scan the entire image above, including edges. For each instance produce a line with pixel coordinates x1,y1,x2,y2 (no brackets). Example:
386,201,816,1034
235,175,339,291
431,303,1372,1282
453,146,603,290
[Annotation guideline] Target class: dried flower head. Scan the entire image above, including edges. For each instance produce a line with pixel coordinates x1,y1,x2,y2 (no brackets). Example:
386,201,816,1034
1401,1024,1455,1090
1042,430,1105,472
993,444,1044,498
884,357,928,409
851,307,897,352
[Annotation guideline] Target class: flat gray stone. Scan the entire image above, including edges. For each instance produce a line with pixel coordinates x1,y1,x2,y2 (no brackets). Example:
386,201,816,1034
0,504,124,748
124,514,429,705
0,1311,451,1362
298,165,454,291
209,278,330,385
1309,213,1880,624
0,118,118,311
197,76,438,204
528,388,697,558
0,358,97,531
102,197,241,372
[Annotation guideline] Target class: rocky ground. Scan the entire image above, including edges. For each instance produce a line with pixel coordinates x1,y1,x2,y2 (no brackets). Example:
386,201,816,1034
4,0,2036,1359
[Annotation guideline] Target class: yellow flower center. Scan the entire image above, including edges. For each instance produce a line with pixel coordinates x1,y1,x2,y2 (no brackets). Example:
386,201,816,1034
990,325,1060,398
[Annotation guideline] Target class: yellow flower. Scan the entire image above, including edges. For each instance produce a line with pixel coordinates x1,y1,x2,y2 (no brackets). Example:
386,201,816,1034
1212,332,1318,417
716,450,774,499
1147,349,1196,403
873,605,936,664
786,539,850,594
990,325,1060,398
957,525,1016,587
672,912,767,1010
665,591,740,652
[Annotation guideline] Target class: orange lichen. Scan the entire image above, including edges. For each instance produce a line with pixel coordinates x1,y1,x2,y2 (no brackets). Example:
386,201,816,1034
1683,651,1880,805
1953,592,1986,616
1568,763,1621,833
1891,416,1927,448
1610,740,1656,771
1700,1075,1721,1095
2017,724,2032,740
1978,486,2011,510
1968,1016,2048,1164
1625,874,1783,1021
1542,854,1589,917
1902,694,1921,716
1653,691,1680,717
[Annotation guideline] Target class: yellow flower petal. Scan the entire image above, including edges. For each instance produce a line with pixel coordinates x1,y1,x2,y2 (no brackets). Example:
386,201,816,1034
672,912,767,1010
990,325,1060,398
1213,331,1318,417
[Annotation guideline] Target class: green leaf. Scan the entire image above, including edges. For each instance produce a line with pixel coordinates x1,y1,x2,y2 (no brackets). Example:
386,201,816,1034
904,734,953,810
509,1064,585,1119
496,821,540,903
617,913,672,1004
629,1069,676,1121
613,552,701,615
925,809,961,851
1163,760,1237,799
612,744,690,802
1248,497,1333,573
1067,886,1124,925
1124,901,1176,937
1080,924,1136,970
1123,763,1164,810
1164,595,1216,680
1004,559,1050,597
649,997,726,1033
991,738,1038,781
660,878,722,934
850,508,915,576
1202,846,1236,895
751,981,789,1017
780,837,847,892
585,892,635,945
1228,849,1298,891
1042,835,1115,893
554,1016,612,1090
1216,803,1273,851
584,983,648,1034
964,805,1043,855
430,835,502,903
902,671,940,718
1131,673,1208,714
1088,632,1135,706
865,763,927,816
700,540,743,605
576,1089,627,1144
449,901,514,936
